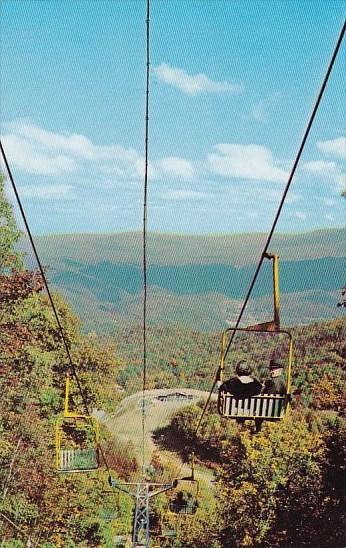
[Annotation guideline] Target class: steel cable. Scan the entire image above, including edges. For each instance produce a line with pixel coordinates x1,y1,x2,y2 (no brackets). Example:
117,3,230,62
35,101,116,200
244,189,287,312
187,17,346,448
141,0,151,477
0,140,110,473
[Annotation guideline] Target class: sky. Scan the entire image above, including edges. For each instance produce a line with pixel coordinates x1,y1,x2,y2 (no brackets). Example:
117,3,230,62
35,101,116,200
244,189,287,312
1,0,345,235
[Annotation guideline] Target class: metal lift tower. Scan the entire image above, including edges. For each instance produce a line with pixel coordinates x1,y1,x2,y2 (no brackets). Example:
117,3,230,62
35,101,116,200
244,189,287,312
108,477,176,548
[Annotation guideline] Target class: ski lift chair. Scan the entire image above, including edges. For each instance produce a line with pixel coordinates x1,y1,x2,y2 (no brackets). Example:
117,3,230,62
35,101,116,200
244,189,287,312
55,377,100,472
170,453,199,515
217,253,293,423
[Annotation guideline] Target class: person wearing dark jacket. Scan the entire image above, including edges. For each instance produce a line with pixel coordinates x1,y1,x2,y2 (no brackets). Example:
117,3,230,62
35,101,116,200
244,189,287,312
220,361,262,398
255,359,287,433
262,359,286,395
220,361,262,427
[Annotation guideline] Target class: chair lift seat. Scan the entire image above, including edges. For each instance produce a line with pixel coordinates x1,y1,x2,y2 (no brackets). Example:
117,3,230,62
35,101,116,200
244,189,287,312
216,254,293,423
218,391,288,420
169,500,198,515
161,528,176,537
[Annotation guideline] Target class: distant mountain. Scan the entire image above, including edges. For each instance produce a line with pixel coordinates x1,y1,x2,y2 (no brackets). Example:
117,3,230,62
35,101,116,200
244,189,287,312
33,228,345,266
29,229,345,332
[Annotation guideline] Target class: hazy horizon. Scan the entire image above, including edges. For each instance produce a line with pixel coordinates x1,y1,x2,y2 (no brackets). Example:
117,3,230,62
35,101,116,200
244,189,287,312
23,225,346,238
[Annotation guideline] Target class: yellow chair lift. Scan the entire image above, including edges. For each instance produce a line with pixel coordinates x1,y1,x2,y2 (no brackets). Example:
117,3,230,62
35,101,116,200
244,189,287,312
217,253,293,421
55,376,100,472
169,453,199,515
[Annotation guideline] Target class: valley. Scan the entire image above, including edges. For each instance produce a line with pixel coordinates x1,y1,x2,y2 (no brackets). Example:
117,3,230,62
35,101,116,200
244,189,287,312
31,229,346,332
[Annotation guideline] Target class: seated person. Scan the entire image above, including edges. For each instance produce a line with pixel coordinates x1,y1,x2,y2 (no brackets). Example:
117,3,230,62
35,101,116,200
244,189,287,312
255,359,287,433
220,361,262,398
262,359,286,395
175,491,186,506
172,491,198,510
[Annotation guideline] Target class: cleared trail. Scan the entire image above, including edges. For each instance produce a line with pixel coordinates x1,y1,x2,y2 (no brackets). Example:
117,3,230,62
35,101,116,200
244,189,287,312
100,388,216,483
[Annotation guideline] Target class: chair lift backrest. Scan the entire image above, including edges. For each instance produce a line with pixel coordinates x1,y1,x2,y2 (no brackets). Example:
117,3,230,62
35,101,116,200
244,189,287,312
169,499,198,515
218,391,288,419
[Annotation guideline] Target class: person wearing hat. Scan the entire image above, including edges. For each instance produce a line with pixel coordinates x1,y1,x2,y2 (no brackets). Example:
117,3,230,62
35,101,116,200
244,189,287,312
254,359,287,433
262,359,286,396
220,360,262,399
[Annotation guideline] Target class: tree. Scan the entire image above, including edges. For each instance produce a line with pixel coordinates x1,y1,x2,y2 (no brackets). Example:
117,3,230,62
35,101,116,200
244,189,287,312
0,176,129,545
217,417,324,547
337,190,345,307
0,174,23,271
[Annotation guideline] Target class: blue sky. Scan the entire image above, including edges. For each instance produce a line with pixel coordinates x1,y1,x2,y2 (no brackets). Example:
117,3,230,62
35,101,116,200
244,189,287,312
1,0,345,235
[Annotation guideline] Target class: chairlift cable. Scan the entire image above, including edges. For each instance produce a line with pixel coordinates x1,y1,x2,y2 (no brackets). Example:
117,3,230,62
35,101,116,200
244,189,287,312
0,141,110,473
141,0,151,476
187,18,346,444
223,19,346,362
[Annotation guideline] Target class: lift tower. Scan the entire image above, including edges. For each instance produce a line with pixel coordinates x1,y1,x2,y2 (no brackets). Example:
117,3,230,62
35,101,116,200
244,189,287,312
108,477,176,547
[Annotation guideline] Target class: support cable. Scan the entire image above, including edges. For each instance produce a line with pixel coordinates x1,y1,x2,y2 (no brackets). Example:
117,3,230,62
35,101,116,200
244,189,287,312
0,141,110,473
141,0,151,476
223,19,346,362
189,19,346,444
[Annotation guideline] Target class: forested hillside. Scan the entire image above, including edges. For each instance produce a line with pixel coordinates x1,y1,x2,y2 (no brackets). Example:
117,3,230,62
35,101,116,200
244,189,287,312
0,176,136,546
1,175,345,547
113,320,346,399
160,403,346,547
148,321,346,547
32,230,345,332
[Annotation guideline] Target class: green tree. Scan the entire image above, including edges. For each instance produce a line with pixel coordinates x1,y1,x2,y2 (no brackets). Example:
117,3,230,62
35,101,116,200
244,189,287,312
217,417,324,547
0,174,23,271
0,178,131,545
337,190,345,307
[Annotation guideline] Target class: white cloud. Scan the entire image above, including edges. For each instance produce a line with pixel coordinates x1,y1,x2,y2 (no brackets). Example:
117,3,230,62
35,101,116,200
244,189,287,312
291,211,307,220
257,189,300,204
285,191,301,204
2,120,198,185
157,156,194,180
243,93,281,123
302,159,344,188
324,214,334,221
1,134,78,176
163,189,210,201
336,173,346,188
154,63,243,95
317,137,346,158
18,184,74,199
206,144,289,182
2,120,148,179
303,160,338,174
251,101,269,122
323,198,336,207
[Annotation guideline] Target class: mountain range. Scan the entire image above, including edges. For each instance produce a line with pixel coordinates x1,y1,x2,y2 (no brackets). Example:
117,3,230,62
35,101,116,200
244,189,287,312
27,228,345,332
